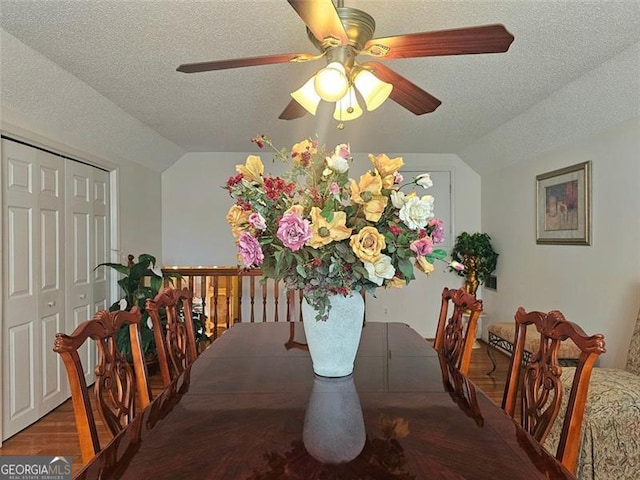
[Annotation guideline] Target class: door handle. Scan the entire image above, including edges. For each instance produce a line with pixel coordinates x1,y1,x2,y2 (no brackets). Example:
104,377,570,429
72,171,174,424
79,294,86,300
48,301,55,307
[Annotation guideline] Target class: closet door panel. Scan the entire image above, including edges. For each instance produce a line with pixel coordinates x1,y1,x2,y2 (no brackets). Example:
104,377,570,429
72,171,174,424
37,152,66,414
3,142,38,437
2,141,65,437
92,170,110,311
65,161,96,386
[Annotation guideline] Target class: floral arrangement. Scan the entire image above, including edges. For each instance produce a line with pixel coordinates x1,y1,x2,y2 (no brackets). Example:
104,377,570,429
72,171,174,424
225,135,462,319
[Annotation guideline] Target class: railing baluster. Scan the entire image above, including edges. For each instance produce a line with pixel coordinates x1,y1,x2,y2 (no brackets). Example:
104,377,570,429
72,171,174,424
224,276,231,329
212,274,219,339
274,280,280,322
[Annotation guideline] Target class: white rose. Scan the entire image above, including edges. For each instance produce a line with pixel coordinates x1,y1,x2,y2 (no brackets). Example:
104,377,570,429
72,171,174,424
416,173,433,189
390,190,407,209
399,195,435,230
326,154,349,173
364,255,396,286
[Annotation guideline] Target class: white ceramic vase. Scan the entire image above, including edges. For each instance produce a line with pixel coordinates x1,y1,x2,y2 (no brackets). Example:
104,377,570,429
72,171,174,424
301,293,365,378
303,374,366,464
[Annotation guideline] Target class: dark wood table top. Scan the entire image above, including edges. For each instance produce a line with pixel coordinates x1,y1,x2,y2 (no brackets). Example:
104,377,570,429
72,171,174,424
75,322,575,480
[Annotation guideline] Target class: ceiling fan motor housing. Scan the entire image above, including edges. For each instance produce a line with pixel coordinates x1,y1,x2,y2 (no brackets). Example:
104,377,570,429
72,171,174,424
307,6,376,55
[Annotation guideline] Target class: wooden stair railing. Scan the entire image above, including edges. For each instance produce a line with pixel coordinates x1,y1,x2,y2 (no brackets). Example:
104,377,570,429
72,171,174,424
160,267,303,339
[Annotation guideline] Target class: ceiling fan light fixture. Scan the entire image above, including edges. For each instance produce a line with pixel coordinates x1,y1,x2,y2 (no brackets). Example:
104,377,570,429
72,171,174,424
314,62,349,102
353,69,393,111
291,77,321,115
333,86,362,122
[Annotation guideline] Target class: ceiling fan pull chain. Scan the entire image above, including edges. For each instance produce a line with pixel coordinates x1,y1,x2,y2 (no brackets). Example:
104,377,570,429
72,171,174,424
337,96,345,130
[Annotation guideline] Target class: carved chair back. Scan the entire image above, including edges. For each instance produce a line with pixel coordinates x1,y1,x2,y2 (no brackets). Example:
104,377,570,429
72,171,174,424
501,307,606,473
434,287,483,375
53,308,150,463
146,287,198,388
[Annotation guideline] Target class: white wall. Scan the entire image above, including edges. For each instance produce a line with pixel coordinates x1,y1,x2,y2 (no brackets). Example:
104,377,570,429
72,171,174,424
481,118,640,368
162,149,480,337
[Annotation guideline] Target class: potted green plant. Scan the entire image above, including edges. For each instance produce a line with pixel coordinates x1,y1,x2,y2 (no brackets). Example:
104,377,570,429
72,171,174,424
95,253,179,363
449,232,499,296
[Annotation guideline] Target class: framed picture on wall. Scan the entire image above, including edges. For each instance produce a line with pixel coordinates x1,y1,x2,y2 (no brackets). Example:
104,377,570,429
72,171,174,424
536,161,591,245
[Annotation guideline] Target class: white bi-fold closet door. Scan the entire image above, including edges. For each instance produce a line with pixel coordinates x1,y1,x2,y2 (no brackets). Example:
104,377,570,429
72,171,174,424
2,138,110,440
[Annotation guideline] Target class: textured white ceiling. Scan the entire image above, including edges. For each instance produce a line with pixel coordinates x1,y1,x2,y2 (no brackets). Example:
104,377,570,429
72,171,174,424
1,0,639,163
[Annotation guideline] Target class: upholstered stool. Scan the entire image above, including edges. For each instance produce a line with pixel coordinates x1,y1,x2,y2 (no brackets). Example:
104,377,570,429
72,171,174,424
486,321,581,374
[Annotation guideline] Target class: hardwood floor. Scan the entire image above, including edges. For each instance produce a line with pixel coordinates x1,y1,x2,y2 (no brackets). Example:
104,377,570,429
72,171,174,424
0,340,512,475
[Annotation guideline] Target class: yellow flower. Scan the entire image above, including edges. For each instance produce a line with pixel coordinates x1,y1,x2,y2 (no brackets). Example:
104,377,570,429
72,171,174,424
226,204,251,239
291,139,317,165
386,276,407,289
362,196,388,222
308,207,352,248
369,153,404,178
285,204,304,217
236,155,264,184
350,226,386,263
350,172,388,222
416,256,435,274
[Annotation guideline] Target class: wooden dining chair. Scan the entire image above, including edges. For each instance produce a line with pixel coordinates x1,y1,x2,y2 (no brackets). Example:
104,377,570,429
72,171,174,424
146,287,198,388
53,307,151,463
433,287,483,375
501,307,606,473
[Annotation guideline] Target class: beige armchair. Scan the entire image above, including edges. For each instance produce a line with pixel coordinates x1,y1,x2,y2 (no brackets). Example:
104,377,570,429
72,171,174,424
546,305,640,479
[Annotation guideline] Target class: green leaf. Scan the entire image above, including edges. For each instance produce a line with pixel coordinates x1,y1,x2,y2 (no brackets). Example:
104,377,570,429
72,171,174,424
296,264,307,278
150,276,163,293
94,262,129,275
138,253,156,267
429,248,448,260
398,258,414,280
321,204,334,222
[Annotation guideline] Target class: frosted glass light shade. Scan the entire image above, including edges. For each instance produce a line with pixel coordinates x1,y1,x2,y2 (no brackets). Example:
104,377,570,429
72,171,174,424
291,77,321,115
353,69,393,111
333,86,363,122
314,62,349,102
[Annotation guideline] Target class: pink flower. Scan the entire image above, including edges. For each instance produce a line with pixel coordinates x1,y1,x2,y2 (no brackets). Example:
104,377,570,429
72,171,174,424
329,182,340,195
277,212,312,251
394,172,403,184
249,212,266,230
336,143,351,158
450,261,465,272
410,236,434,256
428,218,445,244
238,232,264,267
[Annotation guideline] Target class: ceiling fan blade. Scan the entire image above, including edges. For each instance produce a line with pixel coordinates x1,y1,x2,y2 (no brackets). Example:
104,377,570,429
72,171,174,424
288,0,348,45
177,53,314,73
279,99,308,120
364,24,514,59
363,62,441,115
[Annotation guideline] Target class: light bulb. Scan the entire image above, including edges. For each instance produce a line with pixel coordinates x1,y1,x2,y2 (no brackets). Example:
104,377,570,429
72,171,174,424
353,69,393,111
291,77,321,115
333,86,362,122
314,62,349,102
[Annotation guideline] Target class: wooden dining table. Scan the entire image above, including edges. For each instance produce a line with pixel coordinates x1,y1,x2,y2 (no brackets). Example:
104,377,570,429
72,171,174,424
75,322,575,479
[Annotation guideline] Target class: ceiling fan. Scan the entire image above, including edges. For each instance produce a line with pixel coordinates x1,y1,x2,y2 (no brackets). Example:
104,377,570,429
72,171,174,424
177,0,514,123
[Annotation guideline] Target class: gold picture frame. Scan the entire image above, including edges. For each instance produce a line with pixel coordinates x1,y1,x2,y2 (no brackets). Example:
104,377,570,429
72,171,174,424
536,161,591,245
